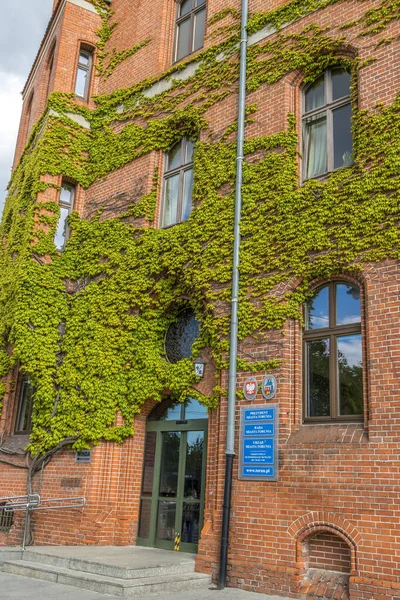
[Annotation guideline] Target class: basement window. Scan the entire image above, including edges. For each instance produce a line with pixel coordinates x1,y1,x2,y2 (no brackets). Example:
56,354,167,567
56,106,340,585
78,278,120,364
0,504,14,533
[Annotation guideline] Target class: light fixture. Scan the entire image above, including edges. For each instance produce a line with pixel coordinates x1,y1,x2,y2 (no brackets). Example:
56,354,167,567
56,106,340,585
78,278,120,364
194,358,206,379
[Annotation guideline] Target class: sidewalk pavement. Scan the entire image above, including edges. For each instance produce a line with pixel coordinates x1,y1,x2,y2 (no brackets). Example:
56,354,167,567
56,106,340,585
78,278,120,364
0,571,290,600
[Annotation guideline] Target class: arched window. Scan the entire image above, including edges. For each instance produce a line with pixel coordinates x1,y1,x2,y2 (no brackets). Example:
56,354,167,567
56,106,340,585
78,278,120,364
74,45,93,101
46,40,56,98
174,0,206,62
161,138,195,227
15,374,34,433
54,181,75,251
302,68,353,180
165,309,200,362
304,281,363,420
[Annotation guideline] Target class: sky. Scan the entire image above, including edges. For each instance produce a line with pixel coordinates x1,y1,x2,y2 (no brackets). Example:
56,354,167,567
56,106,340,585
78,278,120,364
0,0,53,215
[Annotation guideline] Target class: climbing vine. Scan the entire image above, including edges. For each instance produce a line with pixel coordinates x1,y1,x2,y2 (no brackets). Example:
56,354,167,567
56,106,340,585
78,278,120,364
0,0,399,456
92,0,151,79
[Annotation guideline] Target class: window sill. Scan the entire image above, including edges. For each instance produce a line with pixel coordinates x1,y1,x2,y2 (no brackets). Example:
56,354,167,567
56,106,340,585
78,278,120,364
301,163,355,185
1,433,31,454
288,422,367,445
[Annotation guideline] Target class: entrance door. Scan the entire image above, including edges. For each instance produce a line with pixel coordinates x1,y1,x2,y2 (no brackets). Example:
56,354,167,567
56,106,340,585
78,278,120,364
137,397,208,553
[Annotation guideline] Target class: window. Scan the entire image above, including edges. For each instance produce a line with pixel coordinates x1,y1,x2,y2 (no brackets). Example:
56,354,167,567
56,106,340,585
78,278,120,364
304,281,363,420
15,375,34,433
165,309,200,363
161,138,195,227
54,182,75,250
74,48,93,100
0,504,14,533
302,68,353,180
46,41,56,97
175,0,206,62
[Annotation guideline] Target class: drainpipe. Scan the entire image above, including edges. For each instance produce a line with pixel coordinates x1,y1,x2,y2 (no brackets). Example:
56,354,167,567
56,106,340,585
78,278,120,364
218,0,248,589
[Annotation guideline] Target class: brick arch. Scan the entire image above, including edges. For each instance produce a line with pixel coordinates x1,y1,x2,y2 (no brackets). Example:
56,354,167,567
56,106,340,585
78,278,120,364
288,512,361,574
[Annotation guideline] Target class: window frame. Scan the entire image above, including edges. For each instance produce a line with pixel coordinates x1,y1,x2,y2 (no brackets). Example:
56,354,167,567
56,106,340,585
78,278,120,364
74,47,93,101
160,138,194,228
174,0,206,63
303,280,364,423
15,375,34,434
54,182,76,251
302,68,353,182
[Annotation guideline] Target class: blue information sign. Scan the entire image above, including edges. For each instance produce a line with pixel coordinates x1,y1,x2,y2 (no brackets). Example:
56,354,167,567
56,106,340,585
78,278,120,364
239,404,278,481
244,423,274,437
244,408,275,422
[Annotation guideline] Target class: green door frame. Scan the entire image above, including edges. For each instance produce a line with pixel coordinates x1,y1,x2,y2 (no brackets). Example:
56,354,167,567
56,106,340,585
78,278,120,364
137,417,208,553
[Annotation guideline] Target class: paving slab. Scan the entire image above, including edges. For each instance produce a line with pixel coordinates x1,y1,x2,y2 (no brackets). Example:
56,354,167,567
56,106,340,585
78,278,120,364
0,571,291,600
26,545,196,569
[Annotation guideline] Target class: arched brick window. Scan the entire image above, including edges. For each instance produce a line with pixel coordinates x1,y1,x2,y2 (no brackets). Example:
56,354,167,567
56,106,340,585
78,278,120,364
54,181,76,250
302,68,353,180
74,44,94,101
174,0,206,62
161,138,195,227
304,280,363,420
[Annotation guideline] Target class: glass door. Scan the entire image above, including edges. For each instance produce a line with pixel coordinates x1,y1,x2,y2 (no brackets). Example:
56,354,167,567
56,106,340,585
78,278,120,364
137,398,208,553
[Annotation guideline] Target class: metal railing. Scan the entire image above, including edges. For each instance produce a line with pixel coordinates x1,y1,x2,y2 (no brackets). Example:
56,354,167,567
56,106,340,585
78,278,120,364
0,494,86,549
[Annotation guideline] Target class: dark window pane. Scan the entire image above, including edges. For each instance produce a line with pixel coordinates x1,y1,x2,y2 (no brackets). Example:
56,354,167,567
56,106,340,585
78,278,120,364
307,338,330,417
305,75,325,112
337,334,363,415
304,115,327,179
332,69,351,101
75,66,87,97
141,431,156,495
193,8,206,52
176,17,191,60
182,168,194,221
159,432,181,497
163,174,180,227
167,143,182,171
156,501,176,540
165,309,200,363
185,139,195,164
306,285,329,330
196,0,206,5
336,283,361,326
182,502,200,543
16,379,34,432
184,431,204,499
138,499,152,538
180,0,192,16
150,400,182,421
54,206,70,250
184,398,208,420
333,103,353,169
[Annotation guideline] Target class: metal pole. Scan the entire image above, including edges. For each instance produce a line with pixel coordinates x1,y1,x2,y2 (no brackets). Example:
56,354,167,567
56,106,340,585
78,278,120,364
218,0,248,589
22,504,29,551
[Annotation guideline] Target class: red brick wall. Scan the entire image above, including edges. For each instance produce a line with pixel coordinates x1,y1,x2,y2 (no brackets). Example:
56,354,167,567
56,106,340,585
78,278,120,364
4,3,400,600
308,532,352,574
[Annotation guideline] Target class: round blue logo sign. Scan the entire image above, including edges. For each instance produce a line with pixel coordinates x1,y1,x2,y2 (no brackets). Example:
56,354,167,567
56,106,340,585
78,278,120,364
261,375,277,400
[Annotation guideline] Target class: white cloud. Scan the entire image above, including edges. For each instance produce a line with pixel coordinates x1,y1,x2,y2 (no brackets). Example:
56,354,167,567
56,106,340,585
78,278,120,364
0,72,24,213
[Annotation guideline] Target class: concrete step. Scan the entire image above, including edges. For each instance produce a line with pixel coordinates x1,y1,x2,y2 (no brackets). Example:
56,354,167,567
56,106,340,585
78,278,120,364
0,559,211,597
21,548,196,579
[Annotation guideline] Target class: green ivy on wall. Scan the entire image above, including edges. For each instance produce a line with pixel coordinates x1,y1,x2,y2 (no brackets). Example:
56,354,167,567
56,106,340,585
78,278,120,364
0,0,399,455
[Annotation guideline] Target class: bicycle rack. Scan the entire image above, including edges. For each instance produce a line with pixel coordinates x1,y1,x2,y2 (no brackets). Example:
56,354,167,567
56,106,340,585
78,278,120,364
0,494,86,550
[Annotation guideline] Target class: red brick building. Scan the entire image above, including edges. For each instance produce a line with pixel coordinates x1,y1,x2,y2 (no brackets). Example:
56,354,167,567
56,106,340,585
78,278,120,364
1,1,400,599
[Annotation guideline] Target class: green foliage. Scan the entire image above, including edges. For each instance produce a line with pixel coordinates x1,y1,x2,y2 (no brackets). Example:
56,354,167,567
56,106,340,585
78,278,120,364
1,0,400,455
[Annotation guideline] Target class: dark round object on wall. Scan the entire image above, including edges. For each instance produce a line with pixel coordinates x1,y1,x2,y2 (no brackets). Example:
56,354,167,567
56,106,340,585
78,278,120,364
165,309,200,363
